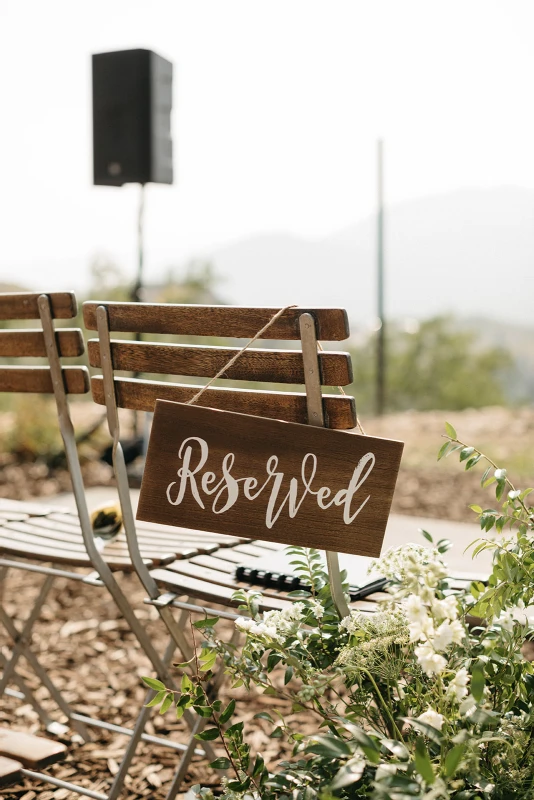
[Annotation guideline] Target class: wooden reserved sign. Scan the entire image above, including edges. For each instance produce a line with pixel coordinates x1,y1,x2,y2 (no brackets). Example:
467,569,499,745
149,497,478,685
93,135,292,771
137,401,404,558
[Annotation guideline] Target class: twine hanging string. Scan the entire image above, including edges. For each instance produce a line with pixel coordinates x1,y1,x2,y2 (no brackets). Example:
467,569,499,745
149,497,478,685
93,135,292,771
186,304,366,435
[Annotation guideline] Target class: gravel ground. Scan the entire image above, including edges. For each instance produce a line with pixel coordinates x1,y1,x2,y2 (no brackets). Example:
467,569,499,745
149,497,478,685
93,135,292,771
1,404,533,797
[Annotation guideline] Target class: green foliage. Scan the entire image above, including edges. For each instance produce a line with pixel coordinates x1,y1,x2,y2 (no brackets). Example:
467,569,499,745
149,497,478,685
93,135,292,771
2,395,61,458
350,316,513,413
144,426,534,799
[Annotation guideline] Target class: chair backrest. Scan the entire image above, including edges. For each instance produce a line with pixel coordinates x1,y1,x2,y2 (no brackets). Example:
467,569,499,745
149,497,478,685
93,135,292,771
0,292,89,396
83,302,356,429
84,301,356,617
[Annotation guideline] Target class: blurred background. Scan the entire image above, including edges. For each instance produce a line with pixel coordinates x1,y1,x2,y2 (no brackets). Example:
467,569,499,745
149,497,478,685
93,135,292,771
1,0,533,521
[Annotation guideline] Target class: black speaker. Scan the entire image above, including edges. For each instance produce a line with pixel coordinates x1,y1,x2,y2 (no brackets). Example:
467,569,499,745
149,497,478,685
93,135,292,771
92,48,173,186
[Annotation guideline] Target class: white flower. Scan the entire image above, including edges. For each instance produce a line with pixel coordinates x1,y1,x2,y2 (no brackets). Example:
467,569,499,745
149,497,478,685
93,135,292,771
408,615,434,643
308,599,324,620
414,643,447,675
496,610,515,632
249,622,279,639
447,668,470,701
432,595,459,621
432,619,464,651
417,707,444,731
235,617,254,632
404,595,427,623
339,612,359,635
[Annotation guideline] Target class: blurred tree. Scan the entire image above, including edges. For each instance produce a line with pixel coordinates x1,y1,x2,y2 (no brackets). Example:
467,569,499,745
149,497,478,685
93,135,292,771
87,255,130,301
350,316,513,414
147,259,226,305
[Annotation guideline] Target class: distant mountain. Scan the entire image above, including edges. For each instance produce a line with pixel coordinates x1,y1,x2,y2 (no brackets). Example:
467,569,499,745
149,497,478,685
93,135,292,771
210,186,534,326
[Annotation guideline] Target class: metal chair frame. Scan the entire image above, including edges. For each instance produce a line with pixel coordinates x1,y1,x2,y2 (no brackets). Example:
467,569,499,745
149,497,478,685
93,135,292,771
0,292,213,800
89,301,356,798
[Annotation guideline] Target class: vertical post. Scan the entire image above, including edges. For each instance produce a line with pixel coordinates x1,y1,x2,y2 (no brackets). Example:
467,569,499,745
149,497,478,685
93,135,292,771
376,139,386,416
133,182,146,304
131,183,145,437
299,313,350,620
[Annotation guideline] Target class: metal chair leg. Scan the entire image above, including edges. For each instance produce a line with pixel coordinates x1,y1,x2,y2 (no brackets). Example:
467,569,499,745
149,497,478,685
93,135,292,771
107,637,176,800
0,606,91,742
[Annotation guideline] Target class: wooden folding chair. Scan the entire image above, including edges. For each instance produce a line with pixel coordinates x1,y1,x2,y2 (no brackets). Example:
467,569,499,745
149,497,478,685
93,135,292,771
83,301,363,795
0,291,219,799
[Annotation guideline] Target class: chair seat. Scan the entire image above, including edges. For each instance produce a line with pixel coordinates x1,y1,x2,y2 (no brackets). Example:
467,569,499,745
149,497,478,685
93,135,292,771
150,541,488,614
0,755,23,790
0,499,248,571
0,727,66,770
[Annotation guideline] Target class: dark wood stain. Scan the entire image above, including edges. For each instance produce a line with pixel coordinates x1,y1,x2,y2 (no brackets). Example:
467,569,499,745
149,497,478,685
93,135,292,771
137,401,403,558
91,376,357,429
87,339,353,386
83,302,350,340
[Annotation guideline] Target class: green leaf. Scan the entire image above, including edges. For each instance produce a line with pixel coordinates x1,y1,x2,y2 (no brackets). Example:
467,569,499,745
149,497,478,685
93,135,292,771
469,504,483,514
209,757,231,770
219,699,236,725
445,422,457,440
142,676,166,692
399,717,442,746
193,616,219,629
252,754,265,777
160,692,174,714
437,442,450,461
199,653,217,671
415,736,435,784
195,727,220,741
471,661,486,703
444,743,466,777
284,666,294,685
145,689,166,708
254,711,274,723
181,674,193,693
193,705,213,718
420,529,434,543
460,446,475,462
270,726,284,739
307,734,352,758
329,758,366,790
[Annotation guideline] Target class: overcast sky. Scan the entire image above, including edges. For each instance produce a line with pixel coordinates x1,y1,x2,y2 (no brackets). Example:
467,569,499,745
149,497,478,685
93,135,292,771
0,0,533,290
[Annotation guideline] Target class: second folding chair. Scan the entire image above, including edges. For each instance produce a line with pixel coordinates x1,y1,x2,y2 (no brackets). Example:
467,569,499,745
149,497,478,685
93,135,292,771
0,291,219,799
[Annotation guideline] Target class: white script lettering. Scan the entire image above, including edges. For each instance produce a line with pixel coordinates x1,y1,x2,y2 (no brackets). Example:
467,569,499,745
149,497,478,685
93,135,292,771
165,437,376,528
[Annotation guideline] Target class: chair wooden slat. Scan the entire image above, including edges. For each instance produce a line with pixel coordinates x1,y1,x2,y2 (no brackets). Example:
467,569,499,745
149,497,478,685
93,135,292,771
0,728,66,770
91,376,357,429
0,366,89,394
0,291,77,321
83,302,350,341
88,339,353,386
0,328,84,358
0,534,148,569
0,755,23,789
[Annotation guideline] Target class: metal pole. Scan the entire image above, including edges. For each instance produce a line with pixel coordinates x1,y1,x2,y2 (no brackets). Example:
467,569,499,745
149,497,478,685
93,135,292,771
133,183,145,303
376,139,386,416
131,183,145,437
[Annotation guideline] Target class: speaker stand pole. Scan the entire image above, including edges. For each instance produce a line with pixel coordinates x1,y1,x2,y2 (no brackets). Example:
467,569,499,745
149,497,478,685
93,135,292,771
131,182,146,438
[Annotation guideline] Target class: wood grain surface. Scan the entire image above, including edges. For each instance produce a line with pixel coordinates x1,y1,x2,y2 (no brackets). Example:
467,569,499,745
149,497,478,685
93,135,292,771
0,291,77,320
0,328,84,358
91,375,357,429
83,302,350,340
88,339,353,385
138,401,403,557
0,366,89,394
